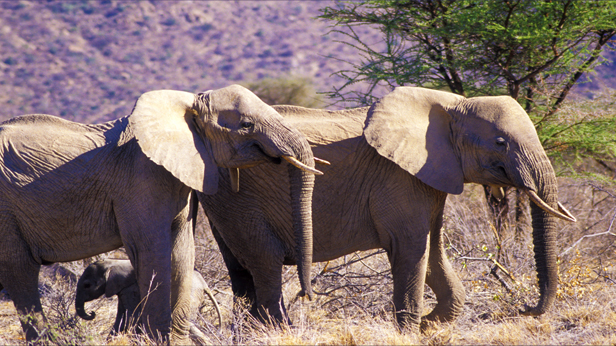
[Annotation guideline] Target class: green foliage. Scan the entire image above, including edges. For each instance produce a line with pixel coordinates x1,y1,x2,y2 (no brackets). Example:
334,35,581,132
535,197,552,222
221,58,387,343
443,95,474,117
244,76,324,108
320,0,615,101
537,90,616,179
319,0,616,174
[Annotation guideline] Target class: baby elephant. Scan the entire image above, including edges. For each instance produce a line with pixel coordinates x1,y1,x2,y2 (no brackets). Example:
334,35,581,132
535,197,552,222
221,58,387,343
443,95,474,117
75,259,222,335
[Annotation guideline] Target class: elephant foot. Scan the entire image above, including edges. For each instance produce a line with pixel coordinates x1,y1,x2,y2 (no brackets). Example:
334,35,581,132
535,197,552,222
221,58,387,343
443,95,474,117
255,310,291,329
422,306,462,324
395,310,420,334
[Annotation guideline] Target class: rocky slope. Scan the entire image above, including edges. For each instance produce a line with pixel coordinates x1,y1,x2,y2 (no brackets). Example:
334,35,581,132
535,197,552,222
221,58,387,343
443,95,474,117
0,0,381,123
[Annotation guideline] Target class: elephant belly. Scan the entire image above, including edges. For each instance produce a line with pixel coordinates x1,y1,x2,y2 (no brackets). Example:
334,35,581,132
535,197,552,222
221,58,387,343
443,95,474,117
12,192,124,263
24,219,123,263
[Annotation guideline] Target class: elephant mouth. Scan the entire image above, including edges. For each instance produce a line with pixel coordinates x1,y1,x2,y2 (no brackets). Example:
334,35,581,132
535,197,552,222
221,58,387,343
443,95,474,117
480,162,511,186
230,142,281,168
253,142,282,164
238,142,324,174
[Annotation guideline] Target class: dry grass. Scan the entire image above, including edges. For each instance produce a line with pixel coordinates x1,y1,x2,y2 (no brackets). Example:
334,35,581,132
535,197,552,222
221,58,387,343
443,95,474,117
2,176,613,345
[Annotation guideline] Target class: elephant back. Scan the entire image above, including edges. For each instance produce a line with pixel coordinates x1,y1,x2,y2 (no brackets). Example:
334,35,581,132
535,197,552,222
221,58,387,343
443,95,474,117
273,105,367,146
0,114,126,187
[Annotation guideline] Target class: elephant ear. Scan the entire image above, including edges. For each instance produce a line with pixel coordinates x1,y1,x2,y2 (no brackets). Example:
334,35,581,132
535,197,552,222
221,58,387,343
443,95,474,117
365,87,465,194
128,90,219,194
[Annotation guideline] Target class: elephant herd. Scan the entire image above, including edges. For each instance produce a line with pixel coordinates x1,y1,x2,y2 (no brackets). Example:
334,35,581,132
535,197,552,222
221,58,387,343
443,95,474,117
0,85,575,343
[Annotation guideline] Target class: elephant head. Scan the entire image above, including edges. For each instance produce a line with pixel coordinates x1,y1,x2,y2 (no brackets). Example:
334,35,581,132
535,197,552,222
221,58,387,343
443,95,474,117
365,86,575,315
127,84,318,298
75,260,136,320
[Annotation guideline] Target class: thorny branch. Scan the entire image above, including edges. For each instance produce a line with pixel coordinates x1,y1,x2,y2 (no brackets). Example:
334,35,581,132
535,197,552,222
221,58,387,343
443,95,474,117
560,183,616,257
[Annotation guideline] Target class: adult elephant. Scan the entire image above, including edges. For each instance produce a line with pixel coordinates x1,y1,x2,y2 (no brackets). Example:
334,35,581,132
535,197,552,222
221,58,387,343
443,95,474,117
198,87,576,332
0,85,319,342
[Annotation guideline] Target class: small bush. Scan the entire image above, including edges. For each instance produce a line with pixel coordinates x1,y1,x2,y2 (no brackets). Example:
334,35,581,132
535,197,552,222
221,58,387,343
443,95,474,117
244,76,324,108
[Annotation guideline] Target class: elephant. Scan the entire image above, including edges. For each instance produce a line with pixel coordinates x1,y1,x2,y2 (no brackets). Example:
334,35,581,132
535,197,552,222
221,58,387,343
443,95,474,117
0,84,320,342
198,86,576,331
75,259,222,337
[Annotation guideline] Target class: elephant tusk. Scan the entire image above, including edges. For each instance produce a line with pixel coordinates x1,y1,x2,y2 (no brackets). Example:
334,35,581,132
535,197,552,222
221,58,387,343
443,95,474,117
283,156,324,175
490,185,505,200
524,189,577,222
557,202,577,222
314,157,331,166
229,168,240,193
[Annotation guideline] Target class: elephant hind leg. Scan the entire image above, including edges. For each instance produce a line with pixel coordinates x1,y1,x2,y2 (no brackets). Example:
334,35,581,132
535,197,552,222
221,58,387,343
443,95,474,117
0,259,45,340
423,225,465,325
0,223,46,341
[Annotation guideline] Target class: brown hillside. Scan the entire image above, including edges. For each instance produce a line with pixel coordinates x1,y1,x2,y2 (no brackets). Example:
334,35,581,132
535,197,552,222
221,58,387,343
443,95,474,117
1,1,611,124
0,0,380,123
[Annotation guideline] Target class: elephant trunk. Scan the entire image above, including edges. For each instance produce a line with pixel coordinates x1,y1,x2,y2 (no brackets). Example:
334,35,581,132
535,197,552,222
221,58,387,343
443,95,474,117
528,198,558,315
286,133,316,300
75,290,96,320
523,157,561,315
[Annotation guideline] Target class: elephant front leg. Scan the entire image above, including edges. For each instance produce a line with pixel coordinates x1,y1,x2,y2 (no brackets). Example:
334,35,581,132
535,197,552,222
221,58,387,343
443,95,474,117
389,247,429,333
123,234,173,341
170,212,195,344
211,225,258,315
4,266,46,341
423,224,465,326
252,264,288,325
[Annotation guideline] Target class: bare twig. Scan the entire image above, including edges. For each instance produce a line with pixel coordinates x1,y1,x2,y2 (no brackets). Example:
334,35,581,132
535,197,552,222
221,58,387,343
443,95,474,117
560,183,616,256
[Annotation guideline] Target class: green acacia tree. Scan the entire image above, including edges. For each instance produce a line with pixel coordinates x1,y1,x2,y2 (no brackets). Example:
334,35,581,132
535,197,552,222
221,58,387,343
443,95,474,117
320,0,615,237
319,0,615,154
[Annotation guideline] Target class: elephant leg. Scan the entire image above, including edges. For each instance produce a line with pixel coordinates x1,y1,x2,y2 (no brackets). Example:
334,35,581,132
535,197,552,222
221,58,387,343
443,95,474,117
115,183,194,342
211,224,257,315
3,268,45,340
423,222,465,325
251,263,287,325
113,298,127,334
388,244,429,333
0,225,46,341
117,220,173,339
372,178,442,333
170,200,196,343
232,221,287,325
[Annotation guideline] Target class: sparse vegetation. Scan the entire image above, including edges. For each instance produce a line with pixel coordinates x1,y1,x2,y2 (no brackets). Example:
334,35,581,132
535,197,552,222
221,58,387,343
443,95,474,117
244,76,324,108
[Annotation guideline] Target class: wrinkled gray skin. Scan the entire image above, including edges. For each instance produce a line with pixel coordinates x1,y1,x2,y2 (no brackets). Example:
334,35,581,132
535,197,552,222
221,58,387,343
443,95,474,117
199,87,575,331
0,84,316,342
75,259,222,338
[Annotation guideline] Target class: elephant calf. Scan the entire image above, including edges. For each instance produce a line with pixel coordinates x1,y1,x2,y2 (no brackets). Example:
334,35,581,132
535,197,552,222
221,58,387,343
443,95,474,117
75,259,222,337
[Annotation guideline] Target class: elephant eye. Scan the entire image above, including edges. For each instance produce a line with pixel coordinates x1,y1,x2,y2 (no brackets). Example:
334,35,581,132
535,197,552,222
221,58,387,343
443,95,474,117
495,137,506,146
240,121,254,129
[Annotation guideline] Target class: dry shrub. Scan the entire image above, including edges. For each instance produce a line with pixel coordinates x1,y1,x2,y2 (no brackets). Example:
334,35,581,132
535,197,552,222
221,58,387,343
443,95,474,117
243,76,324,108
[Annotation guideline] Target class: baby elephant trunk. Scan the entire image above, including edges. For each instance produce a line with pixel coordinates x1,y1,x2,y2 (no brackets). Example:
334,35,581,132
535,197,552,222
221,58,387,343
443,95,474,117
75,289,96,320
